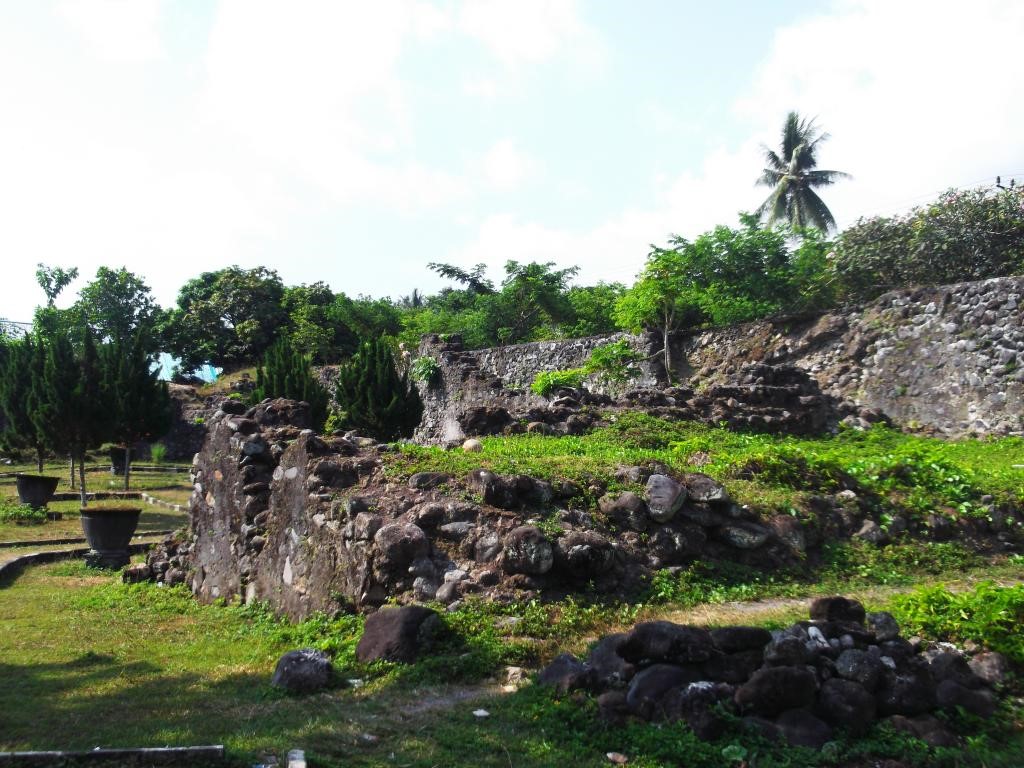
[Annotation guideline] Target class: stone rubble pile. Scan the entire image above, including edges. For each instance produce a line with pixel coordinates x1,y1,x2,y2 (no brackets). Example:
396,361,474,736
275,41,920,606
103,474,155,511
538,596,1011,749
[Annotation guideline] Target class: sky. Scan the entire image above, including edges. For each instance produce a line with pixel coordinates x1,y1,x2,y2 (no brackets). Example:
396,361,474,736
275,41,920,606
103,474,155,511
1,0,1023,325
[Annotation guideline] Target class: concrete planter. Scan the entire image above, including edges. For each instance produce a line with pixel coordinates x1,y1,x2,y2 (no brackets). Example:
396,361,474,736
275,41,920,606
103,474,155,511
80,507,142,569
15,474,60,509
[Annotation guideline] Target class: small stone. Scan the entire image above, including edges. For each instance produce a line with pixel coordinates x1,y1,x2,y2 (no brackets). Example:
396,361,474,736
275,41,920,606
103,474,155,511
606,753,629,765
472,709,490,718
462,439,483,453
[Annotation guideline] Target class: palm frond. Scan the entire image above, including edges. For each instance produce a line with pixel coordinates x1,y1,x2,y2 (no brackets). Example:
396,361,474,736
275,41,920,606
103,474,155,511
801,187,838,232
805,169,852,186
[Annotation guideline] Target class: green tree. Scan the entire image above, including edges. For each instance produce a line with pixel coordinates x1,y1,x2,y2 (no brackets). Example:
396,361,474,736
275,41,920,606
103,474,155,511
161,266,288,371
833,185,1024,302
334,339,422,441
613,246,699,377
33,326,109,506
565,282,627,338
0,335,48,472
35,264,79,306
756,111,849,232
75,267,161,351
253,338,330,430
102,333,172,490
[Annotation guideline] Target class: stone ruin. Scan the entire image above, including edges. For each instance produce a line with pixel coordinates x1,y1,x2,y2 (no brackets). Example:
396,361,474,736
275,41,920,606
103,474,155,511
145,390,1020,620
537,595,1012,750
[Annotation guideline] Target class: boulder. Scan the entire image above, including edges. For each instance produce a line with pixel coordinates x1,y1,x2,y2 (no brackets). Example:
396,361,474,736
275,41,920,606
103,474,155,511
702,650,764,684
969,651,1011,687
664,681,735,740
809,596,866,625
625,664,702,719
618,621,716,665
645,474,687,523
887,714,959,748
538,654,594,695
835,649,884,691
734,667,819,716
649,523,706,565
876,663,938,716
682,473,729,504
866,611,900,642
355,606,443,664
555,531,613,579
710,626,772,654
816,678,876,733
373,523,429,578
775,708,834,749
935,679,998,717
408,472,450,490
716,523,770,550
586,633,636,688
764,635,810,667
271,648,333,694
598,492,649,532
502,526,554,575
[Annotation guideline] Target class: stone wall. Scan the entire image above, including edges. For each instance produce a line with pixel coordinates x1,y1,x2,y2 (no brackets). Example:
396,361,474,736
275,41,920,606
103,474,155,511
414,275,1024,441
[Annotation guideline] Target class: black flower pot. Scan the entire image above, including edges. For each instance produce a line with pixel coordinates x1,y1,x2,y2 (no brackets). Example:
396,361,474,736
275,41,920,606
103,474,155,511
15,474,60,509
80,507,142,569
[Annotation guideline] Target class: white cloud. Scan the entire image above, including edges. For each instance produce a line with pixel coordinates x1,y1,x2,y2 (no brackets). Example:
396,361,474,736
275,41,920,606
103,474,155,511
457,0,606,71
481,139,538,191
56,0,165,62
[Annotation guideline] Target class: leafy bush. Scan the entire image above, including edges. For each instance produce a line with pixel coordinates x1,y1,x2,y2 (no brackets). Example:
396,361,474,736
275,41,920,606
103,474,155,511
530,368,586,397
833,185,1024,302
149,443,167,464
409,355,440,385
0,500,46,524
583,340,641,384
890,581,1024,663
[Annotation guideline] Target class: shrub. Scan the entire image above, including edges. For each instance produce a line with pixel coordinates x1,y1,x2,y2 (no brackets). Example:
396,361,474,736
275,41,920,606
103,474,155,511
409,355,440,385
0,500,46,524
252,338,330,430
583,340,641,384
530,368,586,397
334,339,423,441
149,443,167,464
889,581,1024,663
833,185,1024,302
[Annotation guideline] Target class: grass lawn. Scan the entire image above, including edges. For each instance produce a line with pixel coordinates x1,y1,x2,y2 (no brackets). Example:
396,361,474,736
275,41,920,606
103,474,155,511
1,555,1022,768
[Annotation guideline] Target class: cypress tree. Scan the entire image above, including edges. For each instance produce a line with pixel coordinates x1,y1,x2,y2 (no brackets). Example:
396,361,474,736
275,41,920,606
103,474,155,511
253,338,329,430
0,335,49,473
334,339,422,441
103,333,172,490
33,326,110,507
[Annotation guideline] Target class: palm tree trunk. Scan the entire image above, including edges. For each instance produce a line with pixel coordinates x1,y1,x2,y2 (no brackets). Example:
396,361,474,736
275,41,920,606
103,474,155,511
77,451,88,508
123,445,131,491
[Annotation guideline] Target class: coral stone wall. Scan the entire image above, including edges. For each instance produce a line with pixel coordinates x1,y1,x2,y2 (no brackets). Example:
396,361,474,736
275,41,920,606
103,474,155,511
413,276,1024,442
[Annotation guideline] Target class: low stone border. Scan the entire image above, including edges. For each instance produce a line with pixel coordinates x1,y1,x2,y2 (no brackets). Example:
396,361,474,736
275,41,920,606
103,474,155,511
139,492,187,513
51,491,143,502
0,745,225,766
0,541,160,585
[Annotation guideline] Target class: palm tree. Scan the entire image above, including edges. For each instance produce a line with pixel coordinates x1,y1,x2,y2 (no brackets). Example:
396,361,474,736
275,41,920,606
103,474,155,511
756,111,850,232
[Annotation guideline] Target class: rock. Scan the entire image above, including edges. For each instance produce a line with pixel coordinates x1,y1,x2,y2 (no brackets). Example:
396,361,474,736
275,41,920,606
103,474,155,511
373,524,429,577
537,653,594,695
458,406,512,437
710,626,773,654
474,530,503,562
408,472,450,490
716,523,770,550
649,523,706,565
876,662,938,716
702,650,763,684
809,596,866,625
764,636,809,667
618,622,716,665
887,714,959,748
597,690,630,725
271,648,333,694
816,678,876,733
854,519,888,545
645,475,687,523
353,513,383,541
682,473,729,504
768,515,806,553
734,667,819,716
586,633,636,688
435,581,460,604
935,679,998,717
355,606,443,664
775,708,834,749
665,681,735,740
626,664,702,719
927,651,983,689
556,531,613,578
598,492,649,532
438,521,474,540
835,649,884,691
969,651,1011,687
163,567,185,586
502,526,554,575
462,438,483,453
866,611,900,642
122,563,151,584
